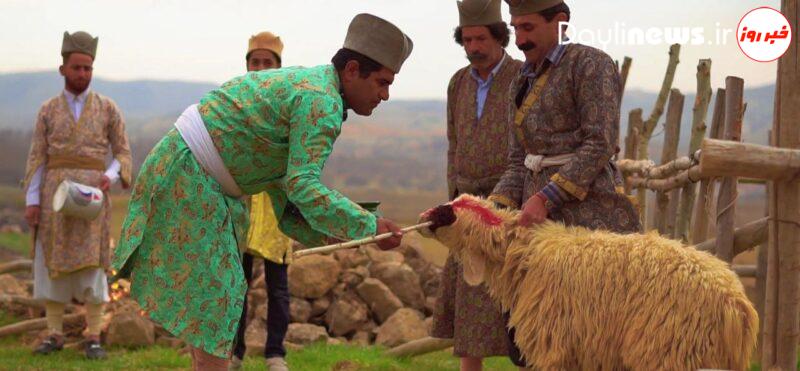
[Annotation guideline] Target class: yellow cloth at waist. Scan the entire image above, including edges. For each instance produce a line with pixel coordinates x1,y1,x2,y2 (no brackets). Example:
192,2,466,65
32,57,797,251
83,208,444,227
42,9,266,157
46,155,105,171
246,192,293,264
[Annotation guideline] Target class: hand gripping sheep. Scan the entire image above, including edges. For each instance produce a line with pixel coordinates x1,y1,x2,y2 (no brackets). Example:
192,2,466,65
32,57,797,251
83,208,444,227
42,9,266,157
418,194,758,371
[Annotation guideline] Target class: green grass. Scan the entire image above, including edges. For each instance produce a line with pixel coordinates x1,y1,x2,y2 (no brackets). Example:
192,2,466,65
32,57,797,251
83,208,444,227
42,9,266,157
0,231,31,256
0,339,517,371
0,309,518,371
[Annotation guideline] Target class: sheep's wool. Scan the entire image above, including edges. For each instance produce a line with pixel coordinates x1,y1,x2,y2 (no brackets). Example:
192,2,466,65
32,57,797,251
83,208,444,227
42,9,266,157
426,195,758,371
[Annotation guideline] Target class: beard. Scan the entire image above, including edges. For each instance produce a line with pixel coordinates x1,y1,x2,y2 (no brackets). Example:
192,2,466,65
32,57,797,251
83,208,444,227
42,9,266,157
517,42,536,52
65,76,90,94
466,52,488,63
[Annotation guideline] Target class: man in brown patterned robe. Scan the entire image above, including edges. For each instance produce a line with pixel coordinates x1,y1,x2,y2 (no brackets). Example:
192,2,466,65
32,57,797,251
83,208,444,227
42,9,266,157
431,1,522,369
22,31,132,360
489,1,640,368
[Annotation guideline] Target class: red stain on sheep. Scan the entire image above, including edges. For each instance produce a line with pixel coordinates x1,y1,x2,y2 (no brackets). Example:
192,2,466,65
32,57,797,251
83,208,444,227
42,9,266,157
451,199,503,226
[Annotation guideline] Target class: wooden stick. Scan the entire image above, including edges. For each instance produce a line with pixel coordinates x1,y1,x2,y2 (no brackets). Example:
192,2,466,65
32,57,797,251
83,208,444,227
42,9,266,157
628,166,702,192
619,57,632,100
293,222,433,258
637,44,681,161
618,155,696,179
676,59,713,242
0,313,83,338
637,44,681,231
0,295,45,311
385,336,453,357
0,260,32,275
655,89,684,236
715,76,745,263
733,265,757,278
625,109,643,194
691,88,726,245
694,217,768,256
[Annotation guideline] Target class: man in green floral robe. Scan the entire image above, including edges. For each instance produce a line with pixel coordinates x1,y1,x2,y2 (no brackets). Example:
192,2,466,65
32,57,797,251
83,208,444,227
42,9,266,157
112,13,413,369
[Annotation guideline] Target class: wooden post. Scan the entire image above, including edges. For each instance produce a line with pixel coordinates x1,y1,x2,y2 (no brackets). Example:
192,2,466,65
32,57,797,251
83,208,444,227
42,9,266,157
714,77,744,263
694,217,768,254
691,89,725,245
619,56,632,102
637,44,681,161
755,147,771,356
763,0,800,367
675,59,712,242
698,139,800,180
654,89,684,235
623,109,643,194
637,44,681,230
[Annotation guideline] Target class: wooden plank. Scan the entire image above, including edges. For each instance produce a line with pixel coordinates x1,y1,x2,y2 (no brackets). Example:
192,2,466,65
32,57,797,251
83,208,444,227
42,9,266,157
655,89,684,235
676,59,712,242
691,88,725,244
715,76,744,263
763,0,800,367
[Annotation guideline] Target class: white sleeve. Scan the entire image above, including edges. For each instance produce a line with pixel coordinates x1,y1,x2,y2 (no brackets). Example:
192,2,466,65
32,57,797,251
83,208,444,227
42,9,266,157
25,166,44,206
104,159,121,185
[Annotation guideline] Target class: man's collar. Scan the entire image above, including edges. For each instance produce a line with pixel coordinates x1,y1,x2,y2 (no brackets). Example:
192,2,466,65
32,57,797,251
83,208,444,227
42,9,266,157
63,89,89,103
521,40,569,77
470,52,507,82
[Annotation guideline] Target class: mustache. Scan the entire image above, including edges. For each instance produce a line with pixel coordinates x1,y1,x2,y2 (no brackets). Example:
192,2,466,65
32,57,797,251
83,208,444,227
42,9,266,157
466,52,488,62
517,42,536,51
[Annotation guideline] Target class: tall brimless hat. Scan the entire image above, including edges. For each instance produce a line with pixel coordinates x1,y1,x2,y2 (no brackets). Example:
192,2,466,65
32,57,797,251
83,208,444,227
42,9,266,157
61,31,98,59
342,13,414,73
457,0,503,26
248,31,284,59
504,0,564,15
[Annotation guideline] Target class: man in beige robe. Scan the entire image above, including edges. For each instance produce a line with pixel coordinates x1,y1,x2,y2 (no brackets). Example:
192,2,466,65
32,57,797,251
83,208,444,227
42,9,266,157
22,30,132,360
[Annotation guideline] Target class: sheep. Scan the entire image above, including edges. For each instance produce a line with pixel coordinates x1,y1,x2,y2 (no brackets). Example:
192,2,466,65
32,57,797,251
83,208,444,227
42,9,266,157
419,194,758,371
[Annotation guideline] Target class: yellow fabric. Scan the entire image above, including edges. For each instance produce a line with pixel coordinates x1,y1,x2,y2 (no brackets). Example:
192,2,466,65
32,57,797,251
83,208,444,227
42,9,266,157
550,172,588,200
488,194,519,209
85,302,104,335
45,300,65,334
45,154,106,171
246,192,293,264
248,31,283,58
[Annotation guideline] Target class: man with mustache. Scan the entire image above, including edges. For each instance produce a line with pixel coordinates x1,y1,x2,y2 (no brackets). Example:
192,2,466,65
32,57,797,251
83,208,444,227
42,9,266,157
488,0,640,368
22,30,132,360
112,14,411,370
432,1,521,370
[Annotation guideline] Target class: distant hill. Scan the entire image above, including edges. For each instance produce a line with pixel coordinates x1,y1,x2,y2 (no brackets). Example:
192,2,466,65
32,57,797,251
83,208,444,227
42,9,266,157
0,71,217,130
0,70,775,196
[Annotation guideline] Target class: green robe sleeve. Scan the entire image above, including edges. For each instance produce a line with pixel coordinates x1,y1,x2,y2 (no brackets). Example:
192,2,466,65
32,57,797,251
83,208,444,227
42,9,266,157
278,90,377,246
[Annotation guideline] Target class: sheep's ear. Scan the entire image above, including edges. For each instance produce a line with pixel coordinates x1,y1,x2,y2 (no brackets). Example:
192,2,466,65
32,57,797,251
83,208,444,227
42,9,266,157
461,250,485,286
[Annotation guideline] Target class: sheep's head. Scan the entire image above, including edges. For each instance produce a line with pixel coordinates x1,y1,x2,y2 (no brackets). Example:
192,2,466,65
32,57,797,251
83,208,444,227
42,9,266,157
418,194,517,286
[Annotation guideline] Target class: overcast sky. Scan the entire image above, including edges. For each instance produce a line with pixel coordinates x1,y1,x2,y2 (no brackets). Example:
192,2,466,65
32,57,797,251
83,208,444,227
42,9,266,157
0,0,779,99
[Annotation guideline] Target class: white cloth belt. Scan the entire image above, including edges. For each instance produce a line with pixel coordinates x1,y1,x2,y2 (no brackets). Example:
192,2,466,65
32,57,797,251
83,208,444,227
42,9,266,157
174,104,243,197
524,153,577,174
